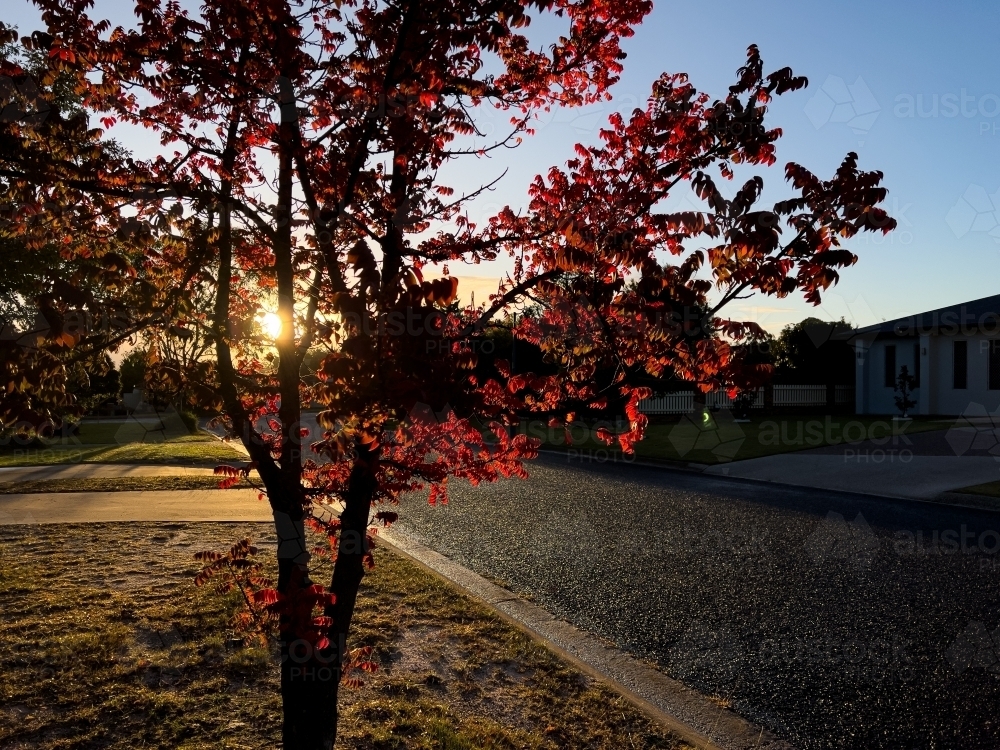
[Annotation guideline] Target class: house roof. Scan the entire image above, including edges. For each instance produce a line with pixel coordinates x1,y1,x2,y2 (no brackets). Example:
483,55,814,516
848,293,1000,339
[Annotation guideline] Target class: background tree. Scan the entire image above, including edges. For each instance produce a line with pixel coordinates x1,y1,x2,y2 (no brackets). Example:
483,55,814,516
0,1,895,746
66,353,120,414
144,284,221,410
894,365,916,418
118,347,147,395
772,316,854,385
0,238,62,329
1,38,138,429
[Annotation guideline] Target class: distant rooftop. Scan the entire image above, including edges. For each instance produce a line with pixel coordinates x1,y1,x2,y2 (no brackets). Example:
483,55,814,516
850,293,1000,338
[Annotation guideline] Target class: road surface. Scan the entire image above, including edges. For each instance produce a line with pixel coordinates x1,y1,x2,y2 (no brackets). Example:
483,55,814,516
393,454,1000,750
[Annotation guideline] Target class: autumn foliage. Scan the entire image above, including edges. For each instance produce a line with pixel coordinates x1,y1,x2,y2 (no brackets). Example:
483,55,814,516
0,0,895,746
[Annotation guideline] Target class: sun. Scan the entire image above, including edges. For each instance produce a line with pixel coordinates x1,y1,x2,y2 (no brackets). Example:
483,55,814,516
260,312,282,340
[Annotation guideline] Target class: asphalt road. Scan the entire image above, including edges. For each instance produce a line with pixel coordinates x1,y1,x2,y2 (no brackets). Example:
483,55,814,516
393,454,1000,750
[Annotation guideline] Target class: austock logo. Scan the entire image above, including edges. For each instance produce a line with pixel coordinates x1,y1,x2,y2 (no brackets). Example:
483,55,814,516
134,624,189,687
855,196,913,246
945,621,1000,677
0,509,39,525
803,511,880,572
522,90,641,137
946,185,1000,243
892,524,1000,565
669,523,772,560
563,446,636,465
0,74,51,126
513,415,635,465
758,634,916,682
1,312,54,353
113,408,191,445
892,88,1000,129
804,75,881,139
667,407,746,462
944,402,1000,458
755,417,913,458
1,308,140,354
669,625,915,684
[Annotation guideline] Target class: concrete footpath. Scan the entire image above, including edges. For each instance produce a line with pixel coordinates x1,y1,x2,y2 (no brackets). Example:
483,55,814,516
0,489,270,524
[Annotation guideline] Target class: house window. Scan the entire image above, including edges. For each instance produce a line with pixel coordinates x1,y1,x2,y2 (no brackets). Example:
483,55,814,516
954,340,967,389
990,341,1000,390
913,343,920,387
884,345,896,388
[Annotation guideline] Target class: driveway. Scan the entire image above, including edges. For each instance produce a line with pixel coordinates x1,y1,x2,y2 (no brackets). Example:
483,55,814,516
704,454,1000,499
705,425,1000,499
393,454,1000,750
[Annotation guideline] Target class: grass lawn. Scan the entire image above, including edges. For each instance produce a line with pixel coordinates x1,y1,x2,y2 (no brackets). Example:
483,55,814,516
532,413,949,465
956,480,1000,497
19,421,219,447
0,414,249,467
0,523,686,750
0,476,254,494
0,441,246,467
950,480,1000,504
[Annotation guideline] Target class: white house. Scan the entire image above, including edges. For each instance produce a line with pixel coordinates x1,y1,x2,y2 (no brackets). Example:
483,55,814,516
852,294,1000,415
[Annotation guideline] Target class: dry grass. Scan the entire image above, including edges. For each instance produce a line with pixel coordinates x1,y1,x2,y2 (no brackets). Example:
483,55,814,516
0,523,686,750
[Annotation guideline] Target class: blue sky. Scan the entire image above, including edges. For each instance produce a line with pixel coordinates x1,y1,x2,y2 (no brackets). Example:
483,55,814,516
7,0,1000,333
476,0,1000,333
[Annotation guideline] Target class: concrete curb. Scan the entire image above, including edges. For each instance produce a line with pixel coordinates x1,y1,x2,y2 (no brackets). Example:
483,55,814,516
380,527,792,750
538,447,706,475
935,491,1000,513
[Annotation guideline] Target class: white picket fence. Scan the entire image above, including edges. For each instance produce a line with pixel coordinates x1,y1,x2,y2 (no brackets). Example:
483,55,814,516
639,392,696,414
705,389,765,409
774,384,827,406
638,385,854,414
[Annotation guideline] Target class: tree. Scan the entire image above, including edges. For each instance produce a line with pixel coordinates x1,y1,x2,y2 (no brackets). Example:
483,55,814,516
66,353,120,414
118,347,147,394
0,237,62,328
145,286,219,409
772,316,854,384
1,38,135,429
0,1,896,746
894,365,916,418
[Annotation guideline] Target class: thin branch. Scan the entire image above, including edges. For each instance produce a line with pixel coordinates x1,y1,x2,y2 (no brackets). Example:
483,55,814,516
455,269,564,339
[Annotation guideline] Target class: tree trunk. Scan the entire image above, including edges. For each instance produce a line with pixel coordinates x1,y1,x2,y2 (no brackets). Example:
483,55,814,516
272,499,338,750
328,452,379,653
279,621,339,750
275,453,377,750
